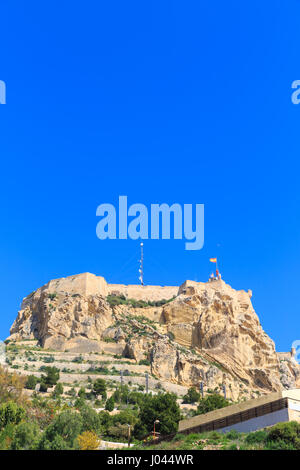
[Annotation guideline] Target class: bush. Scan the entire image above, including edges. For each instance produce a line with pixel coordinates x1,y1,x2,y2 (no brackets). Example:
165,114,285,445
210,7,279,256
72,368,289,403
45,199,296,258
42,355,55,363
0,402,26,428
105,397,115,412
182,387,200,404
245,430,267,444
39,382,48,393
39,410,83,449
78,387,86,399
41,366,60,386
52,383,63,398
80,405,102,433
106,295,175,308
225,429,240,440
77,431,100,450
11,422,41,450
266,421,300,449
134,393,180,439
167,332,175,341
138,359,150,366
25,375,38,390
196,393,230,415
48,293,57,300
227,443,238,450
93,378,107,399
265,439,296,450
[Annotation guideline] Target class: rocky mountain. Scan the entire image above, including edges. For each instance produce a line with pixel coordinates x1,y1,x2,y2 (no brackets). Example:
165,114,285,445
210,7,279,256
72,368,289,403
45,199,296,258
7,272,300,400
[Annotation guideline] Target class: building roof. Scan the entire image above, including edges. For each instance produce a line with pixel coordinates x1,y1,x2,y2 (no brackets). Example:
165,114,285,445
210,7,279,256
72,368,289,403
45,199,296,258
179,389,300,433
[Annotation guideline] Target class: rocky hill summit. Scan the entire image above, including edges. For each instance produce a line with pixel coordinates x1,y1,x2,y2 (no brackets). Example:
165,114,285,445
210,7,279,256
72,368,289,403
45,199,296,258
8,272,300,400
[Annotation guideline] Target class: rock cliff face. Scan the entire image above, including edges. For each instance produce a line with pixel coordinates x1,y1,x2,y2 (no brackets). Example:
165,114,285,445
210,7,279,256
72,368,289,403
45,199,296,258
8,273,299,400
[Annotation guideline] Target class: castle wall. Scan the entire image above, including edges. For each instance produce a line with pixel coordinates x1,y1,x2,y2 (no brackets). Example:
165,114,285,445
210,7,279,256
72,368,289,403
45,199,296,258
108,284,178,301
47,272,108,297
45,272,178,301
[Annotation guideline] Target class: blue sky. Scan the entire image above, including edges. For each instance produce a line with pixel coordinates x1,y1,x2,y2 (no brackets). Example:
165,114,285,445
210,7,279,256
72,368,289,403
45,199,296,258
0,1,299,351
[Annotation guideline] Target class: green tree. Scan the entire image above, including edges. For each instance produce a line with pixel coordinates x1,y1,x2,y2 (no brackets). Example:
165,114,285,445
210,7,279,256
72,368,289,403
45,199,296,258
74,397,86,409
112,387,121,403
196,393,230,415
0,401,25,429
38,434,70,450
93,378,107,399
105,396,115,412
25,375,38,390
39,410,83,449
78,387,86,399
42,367,60,386
98,411,112,433
112,409,138,426
134,393,180,439
11,422,41,450
80,405,102,434
182,387,200,404
52,383,63,398
39,381,48,393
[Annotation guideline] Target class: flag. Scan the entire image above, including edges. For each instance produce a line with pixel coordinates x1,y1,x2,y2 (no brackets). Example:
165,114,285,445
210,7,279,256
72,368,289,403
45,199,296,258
210,258,217,263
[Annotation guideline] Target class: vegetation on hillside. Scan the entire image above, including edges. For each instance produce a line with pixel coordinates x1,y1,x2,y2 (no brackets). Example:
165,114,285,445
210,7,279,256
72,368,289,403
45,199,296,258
0,366,181,450
135,422,300,450
106,295,175,309
0,363,298,450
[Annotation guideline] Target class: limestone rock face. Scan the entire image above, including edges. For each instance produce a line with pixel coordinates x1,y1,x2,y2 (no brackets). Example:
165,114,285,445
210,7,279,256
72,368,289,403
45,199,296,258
161,279,282,392
278,353,300,389
9,277,113,351
7,273,300,398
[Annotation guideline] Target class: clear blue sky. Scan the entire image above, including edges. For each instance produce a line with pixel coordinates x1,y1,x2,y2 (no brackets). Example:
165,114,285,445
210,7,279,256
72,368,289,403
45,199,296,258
0,1,299,351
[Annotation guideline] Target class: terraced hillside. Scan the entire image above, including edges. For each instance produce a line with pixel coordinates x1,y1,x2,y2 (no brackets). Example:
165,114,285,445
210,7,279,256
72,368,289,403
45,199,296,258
6,273,300,403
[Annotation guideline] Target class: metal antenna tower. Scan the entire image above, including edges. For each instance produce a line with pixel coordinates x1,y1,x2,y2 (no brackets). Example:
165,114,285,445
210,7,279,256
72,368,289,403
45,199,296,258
139,242,144,286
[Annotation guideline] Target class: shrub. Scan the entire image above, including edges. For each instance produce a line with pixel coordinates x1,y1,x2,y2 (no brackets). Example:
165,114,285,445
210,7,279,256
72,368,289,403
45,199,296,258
39,410,83,449
93,378,107,399
266,421,300,449
48,293,57,300
134,393,180,439
227,443,238,450
0,401,26,428
105,397,115,412
42,355,55,363
78,387,86,399
11,422,41,450
245,430,267,444
182,387,200,404
41,366,60,386
265,439,296,450
77,431,100,450
25,375,38,390
72,355,84,363
138,359,150,366
52,383,63,397
39,382,48,393
80,405,102,433
167,332,175,341
196,393,230,415
225,429,240,440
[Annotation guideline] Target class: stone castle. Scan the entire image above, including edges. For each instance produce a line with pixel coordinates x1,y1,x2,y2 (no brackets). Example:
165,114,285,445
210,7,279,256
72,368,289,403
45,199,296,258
7,272,300,400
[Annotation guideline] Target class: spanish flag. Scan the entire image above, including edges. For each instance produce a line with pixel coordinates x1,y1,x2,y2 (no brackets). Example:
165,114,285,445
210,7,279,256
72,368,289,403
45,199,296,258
210,258,217,263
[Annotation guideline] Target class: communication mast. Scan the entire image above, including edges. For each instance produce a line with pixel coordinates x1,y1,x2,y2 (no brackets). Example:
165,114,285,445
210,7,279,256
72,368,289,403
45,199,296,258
139,242,144,286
